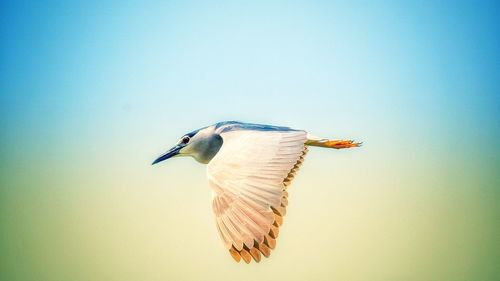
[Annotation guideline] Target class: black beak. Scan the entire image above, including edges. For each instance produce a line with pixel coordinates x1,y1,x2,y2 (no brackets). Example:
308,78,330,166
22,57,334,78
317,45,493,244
152,145,182,165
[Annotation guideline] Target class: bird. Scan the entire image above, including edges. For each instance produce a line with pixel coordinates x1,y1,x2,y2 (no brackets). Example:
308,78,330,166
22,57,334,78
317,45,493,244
152,121,361,263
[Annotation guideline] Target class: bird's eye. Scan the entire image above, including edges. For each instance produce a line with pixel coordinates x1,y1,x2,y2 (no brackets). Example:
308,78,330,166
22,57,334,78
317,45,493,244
181,136,190,144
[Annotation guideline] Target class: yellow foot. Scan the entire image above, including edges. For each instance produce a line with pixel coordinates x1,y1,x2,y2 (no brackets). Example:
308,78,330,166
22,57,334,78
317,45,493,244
324,140,362,149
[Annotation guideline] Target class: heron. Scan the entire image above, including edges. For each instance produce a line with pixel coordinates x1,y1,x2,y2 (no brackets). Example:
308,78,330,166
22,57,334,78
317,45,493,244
152,121,361,263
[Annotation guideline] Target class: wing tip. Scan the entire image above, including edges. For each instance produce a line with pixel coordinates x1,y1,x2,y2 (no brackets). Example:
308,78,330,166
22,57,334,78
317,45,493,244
227,214,284,263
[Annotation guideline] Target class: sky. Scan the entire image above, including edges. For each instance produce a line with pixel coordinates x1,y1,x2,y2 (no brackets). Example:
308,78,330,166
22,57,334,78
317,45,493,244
1,1,499,281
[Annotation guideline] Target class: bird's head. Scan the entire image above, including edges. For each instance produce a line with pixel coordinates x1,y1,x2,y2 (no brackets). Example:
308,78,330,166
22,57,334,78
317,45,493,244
152,125,223,165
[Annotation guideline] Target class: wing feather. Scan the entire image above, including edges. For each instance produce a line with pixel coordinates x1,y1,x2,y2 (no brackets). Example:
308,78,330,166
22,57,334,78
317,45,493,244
208,129,308,262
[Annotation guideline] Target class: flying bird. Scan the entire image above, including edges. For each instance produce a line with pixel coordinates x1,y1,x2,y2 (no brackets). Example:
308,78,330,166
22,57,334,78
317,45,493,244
152,121,361,263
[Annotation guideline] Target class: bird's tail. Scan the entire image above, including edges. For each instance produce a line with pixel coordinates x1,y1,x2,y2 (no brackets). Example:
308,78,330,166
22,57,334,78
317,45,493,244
305,134,362,149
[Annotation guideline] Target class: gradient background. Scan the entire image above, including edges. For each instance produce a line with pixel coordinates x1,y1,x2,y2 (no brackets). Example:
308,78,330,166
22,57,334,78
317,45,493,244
1,1,499,281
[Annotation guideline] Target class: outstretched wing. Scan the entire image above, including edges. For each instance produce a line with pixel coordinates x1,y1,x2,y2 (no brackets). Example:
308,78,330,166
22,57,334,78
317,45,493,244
207,129,308,263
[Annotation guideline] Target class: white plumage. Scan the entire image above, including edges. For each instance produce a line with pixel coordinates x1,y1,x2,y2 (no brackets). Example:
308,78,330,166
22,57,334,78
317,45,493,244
208,129,307,261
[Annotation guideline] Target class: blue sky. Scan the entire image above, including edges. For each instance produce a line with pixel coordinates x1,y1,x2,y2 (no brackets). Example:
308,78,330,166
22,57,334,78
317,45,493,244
2,1,498,140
